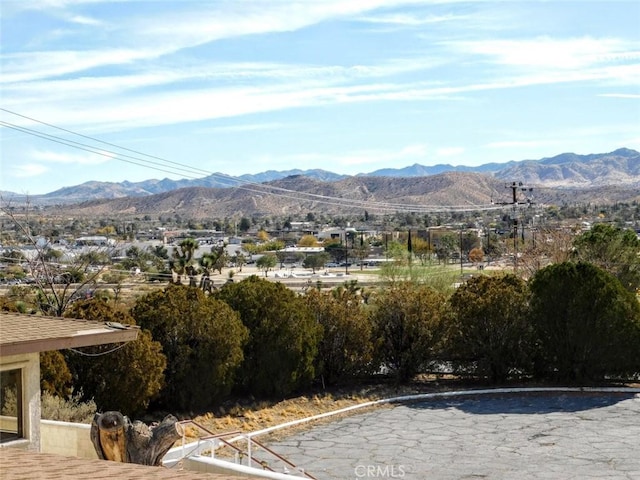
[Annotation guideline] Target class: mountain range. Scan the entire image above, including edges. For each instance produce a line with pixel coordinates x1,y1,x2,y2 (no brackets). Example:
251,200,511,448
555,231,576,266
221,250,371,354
2,148,639,217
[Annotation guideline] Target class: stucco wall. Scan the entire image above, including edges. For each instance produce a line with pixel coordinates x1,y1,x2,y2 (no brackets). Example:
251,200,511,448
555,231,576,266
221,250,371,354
40,420,98,459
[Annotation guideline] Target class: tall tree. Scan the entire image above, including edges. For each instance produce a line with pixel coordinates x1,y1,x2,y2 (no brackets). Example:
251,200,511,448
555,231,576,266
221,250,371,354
238,217,252,233
303,252,330,273
434,232,458,264
215,276,321,397
231,251,247,272
298,234,319,247
198,245,228,291
170,238,199,285
1,205,113,316
411,237,432,266
256,253,277,277
468,247,484,266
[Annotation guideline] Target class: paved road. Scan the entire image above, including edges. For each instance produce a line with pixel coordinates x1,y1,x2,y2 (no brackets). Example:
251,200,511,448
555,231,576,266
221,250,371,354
264,392,640,480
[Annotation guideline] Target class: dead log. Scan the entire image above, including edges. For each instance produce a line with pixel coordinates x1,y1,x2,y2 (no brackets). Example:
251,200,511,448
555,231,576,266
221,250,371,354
91,412,181,466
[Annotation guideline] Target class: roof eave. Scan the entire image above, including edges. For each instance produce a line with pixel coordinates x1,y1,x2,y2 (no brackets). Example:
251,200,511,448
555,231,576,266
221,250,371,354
0,328,139,357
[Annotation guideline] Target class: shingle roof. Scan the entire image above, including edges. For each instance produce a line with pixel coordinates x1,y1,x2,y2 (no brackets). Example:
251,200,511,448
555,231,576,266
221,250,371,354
0,448,239,479
0,312,139,356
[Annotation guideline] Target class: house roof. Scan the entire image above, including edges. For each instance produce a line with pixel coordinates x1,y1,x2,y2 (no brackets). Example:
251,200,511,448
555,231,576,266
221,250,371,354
0,312,140,357
0,448,239,479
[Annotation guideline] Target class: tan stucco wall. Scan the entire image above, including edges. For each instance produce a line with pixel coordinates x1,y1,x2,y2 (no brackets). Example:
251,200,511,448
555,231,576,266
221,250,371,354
0,352,41,451
41,420,98,458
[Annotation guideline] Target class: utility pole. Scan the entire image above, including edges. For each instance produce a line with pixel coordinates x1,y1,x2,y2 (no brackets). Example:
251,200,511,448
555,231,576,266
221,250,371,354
495,182,534,274
459,226,463,274
499,182,534,208
513,219,518,272
486,227,491,265
344,229,349,275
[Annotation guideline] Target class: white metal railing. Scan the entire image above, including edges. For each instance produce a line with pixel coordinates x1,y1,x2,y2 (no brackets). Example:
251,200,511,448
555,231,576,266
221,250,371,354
170,419,316,479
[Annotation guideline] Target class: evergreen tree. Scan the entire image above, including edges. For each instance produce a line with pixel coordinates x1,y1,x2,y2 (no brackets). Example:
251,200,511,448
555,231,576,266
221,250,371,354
215,276,321,397
448,275,532,382
131,285,247,411
371,282,447,383
64,299,166,415
530,262,640,381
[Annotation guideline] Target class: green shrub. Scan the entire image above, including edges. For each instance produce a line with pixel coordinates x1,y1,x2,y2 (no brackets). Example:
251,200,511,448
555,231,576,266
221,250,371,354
447,275,532,382
215,276,321,398
65,298,166,416
530,262,640,381
371,282,447,383
132,285,247,411
305,287,375,385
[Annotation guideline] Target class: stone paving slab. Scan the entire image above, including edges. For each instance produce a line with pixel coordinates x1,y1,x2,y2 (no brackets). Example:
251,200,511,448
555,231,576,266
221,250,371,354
264,392,640,480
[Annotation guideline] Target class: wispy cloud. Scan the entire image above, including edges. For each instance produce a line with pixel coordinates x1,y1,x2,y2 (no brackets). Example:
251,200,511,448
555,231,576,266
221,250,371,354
6,1,637,138
358,12,466,26
195,123,286,134
7,64,634,134
3,1,458,83
445,36,640,70
29,149,112,165
67,14,103,26
1,48,164,83
598,93,640,99
10,163,49,178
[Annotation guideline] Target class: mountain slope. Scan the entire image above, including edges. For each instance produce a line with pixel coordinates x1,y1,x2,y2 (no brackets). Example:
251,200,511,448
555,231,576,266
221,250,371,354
44,172,501,218
2,148,638,206
41,171,640,219
494,148,640,186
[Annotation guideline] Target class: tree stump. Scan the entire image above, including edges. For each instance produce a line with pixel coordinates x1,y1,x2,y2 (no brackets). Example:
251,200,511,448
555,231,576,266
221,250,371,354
91,412,181,466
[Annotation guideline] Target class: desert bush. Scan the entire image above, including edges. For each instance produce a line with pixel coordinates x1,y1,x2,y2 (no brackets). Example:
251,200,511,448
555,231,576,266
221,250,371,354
447,274,532,382
215,276,321,398
530,262,640,381
65,298,166,416
132,285,247,411
41,391,96,423
371,282,448,383
305,287,375,385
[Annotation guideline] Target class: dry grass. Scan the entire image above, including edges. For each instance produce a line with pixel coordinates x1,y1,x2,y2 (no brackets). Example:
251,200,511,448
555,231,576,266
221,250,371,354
177,376,640,446
179,378,461,445
183,392,369,442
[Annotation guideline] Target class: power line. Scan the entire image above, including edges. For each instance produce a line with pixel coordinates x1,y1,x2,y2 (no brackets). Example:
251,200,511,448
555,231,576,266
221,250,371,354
1,108,213,176
1,108,504,214
1,121,205,180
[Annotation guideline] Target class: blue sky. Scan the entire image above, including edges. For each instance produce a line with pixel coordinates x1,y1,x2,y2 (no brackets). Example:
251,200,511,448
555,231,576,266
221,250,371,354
1,0,639,195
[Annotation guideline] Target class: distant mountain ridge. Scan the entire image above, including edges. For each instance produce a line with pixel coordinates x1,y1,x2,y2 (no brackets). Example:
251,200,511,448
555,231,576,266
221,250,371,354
3,148,639,205
495,148,640,187
33,171,640,219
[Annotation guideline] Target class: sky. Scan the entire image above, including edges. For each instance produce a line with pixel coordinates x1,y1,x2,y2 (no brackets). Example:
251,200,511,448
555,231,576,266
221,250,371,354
1,0,639,195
